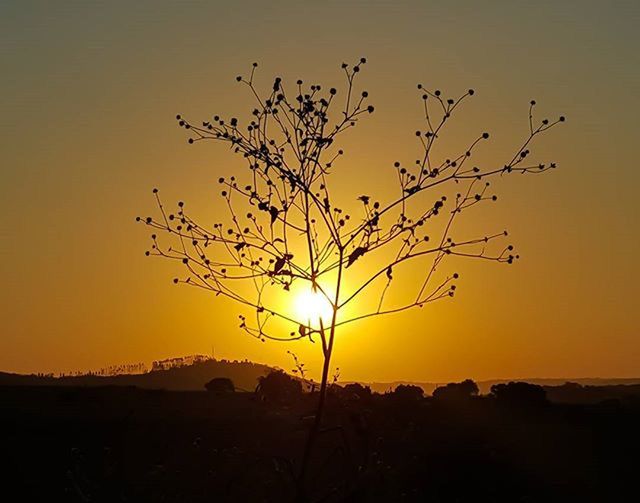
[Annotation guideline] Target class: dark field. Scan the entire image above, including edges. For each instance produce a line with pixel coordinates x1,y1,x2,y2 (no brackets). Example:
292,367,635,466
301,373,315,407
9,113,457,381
2,385,639,502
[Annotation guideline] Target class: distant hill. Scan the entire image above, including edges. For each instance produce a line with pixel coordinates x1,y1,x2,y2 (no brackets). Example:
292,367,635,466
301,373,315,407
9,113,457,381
0,359,278,392
3,359,640,399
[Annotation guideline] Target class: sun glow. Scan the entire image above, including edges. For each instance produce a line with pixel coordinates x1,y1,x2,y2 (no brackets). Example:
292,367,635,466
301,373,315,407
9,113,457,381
295,289,334,327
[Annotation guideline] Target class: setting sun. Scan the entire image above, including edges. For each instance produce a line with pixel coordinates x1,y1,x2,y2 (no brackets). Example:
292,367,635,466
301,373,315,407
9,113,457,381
294,289,333,328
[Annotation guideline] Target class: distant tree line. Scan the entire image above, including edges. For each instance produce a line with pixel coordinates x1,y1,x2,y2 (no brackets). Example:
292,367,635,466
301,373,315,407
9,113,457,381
207,370,550,408
56,362,148,378
151,354,212,371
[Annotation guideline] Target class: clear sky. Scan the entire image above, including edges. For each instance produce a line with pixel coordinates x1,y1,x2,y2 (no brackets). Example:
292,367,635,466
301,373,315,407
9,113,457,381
1,0,638,382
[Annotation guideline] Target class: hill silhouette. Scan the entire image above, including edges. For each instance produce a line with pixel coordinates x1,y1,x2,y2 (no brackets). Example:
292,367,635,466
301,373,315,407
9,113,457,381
3,358,640,402
0,358,278,392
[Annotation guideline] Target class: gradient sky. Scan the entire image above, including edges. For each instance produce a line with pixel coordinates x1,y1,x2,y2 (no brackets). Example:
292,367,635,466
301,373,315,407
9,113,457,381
1,0,639,382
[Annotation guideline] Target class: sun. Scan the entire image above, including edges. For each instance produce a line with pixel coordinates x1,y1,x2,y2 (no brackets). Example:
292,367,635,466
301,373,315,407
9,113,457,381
294,289,333,327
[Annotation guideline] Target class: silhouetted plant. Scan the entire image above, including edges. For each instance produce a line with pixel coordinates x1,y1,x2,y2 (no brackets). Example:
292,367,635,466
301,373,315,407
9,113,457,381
391,384,424,402
491,381,548,406
343,382,373,401
139,58,563,490
432,379,479,401
205,377,235,394
327,381,344,396
256,369,303,404
288,350,315,392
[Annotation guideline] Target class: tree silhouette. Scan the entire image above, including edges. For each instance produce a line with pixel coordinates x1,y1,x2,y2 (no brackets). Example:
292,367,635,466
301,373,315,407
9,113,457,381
256,369,303,404
391,384,424,402
205,377,235,394
433,379,479,401
139,58,563,490
491,381,548,406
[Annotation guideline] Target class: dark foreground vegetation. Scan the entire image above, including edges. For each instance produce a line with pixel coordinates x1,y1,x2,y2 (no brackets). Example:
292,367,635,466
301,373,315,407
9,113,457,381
2,378,640,502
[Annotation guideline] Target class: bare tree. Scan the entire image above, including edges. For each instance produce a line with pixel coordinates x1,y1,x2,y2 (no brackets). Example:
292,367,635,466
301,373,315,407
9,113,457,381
139,58,563,489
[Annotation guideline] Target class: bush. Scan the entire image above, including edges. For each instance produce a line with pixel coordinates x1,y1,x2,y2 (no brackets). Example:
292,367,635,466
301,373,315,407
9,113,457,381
256,370,303,404
491,381,547,406
343,382,373,401
391,384,424,402
432,379,479,401
205,377,235,394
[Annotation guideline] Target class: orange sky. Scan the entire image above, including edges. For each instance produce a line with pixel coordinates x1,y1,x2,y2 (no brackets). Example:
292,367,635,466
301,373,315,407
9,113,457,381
1,1,638,382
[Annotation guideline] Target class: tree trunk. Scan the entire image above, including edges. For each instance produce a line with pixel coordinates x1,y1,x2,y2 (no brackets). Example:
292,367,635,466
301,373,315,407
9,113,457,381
297,346,332,500
297,257,342,500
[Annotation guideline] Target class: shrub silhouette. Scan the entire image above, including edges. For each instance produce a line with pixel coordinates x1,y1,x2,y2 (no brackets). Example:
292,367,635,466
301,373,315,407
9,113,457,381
205,377,235,394
491,381,547,406
432,379,479,401
327,382,344,396
391,384,424,402
343,382,373,401
256,370,303,404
